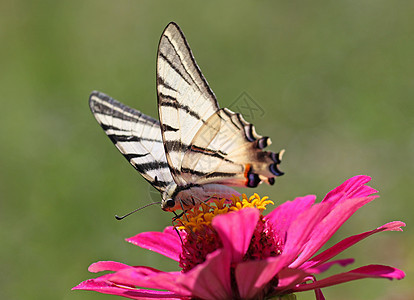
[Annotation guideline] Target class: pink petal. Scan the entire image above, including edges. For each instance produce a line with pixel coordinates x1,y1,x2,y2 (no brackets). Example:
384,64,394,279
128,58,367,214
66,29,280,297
290,196,377,268
213,208,260,262
293,265,405,292
283,202,334,264
72,279,183,299
126,226,182,261
88,261,131,273
265,195,316,242
235,256,288,299
301,221,405,270
108,267,188,295
176,249,233,299
82,264,188,295
322,175,377,205
235,202,349,297
273,267,311,293
309,258,355,274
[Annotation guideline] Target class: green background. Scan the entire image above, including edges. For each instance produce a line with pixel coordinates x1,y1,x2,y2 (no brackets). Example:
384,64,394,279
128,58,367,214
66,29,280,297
1,1,412,299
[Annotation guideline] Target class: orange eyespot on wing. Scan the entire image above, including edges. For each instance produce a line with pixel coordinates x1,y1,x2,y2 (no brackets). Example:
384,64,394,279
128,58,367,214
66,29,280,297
244,163,261,188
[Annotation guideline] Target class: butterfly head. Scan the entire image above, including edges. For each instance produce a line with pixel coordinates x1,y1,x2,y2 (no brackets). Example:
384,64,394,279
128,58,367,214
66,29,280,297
161,182,179,211
161,197,176,211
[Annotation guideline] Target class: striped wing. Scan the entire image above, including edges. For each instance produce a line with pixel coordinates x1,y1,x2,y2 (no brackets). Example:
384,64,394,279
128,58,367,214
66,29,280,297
89,91,174,192
157,22,219,185
157,22,284,188
181,108,284,187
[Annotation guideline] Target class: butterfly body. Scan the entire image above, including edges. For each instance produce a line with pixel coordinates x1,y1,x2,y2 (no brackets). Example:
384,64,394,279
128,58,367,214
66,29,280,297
89,22,284,212
161,182,239,211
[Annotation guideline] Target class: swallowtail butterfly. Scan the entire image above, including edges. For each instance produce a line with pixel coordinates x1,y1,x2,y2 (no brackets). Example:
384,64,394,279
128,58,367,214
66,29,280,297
89,22,284,212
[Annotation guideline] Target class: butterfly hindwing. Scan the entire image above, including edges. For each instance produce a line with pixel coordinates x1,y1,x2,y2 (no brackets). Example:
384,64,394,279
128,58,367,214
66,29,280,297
181,108,284,187
89,91,174,192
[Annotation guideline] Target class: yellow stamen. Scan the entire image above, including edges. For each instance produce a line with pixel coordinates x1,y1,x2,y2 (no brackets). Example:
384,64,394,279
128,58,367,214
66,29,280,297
175,194,274,233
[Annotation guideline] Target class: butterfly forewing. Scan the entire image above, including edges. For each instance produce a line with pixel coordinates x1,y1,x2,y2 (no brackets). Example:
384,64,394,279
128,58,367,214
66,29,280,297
89,91,174,192
157,22,220,185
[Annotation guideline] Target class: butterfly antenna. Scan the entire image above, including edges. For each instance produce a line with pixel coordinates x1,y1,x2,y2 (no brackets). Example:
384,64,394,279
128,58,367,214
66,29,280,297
115,202,162,220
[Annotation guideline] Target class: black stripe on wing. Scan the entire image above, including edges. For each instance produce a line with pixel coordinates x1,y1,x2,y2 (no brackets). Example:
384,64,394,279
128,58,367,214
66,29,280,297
151,178,170,189
158,52,194,87
124,153,150,160
189,145,232,162
136,161,169,172
90,91,159,126
159,95,203,121
163,140,190,153
107,134,161,143
181,167,237,179
157,76,178,93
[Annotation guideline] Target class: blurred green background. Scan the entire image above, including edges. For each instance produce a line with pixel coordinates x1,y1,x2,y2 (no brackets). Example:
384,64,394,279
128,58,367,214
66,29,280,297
1,1,412,299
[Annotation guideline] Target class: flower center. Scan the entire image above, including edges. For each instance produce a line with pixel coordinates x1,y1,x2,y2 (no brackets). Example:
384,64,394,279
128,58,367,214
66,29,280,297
175,194,283,272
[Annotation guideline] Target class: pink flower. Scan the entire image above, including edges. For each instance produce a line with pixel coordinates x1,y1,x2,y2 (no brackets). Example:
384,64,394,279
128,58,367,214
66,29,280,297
73,176,405,299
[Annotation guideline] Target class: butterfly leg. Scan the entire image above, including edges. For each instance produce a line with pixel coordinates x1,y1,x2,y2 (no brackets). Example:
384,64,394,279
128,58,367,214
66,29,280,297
172,210,184,221
201,194,218,209
171,219,184,245
178,200,190,222
170,215,184,245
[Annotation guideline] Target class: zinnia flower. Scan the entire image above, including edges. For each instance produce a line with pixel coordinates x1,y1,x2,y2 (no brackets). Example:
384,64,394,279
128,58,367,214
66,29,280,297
73,175,405,299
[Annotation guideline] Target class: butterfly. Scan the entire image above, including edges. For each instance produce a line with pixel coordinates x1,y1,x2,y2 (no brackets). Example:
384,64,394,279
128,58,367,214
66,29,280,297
89,22,284,212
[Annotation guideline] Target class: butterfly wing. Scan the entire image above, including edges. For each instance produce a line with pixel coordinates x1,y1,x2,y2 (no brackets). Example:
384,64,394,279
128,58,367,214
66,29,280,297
89,91,174,192
181,108,284,188
157,22,220,186
157,22,284,189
